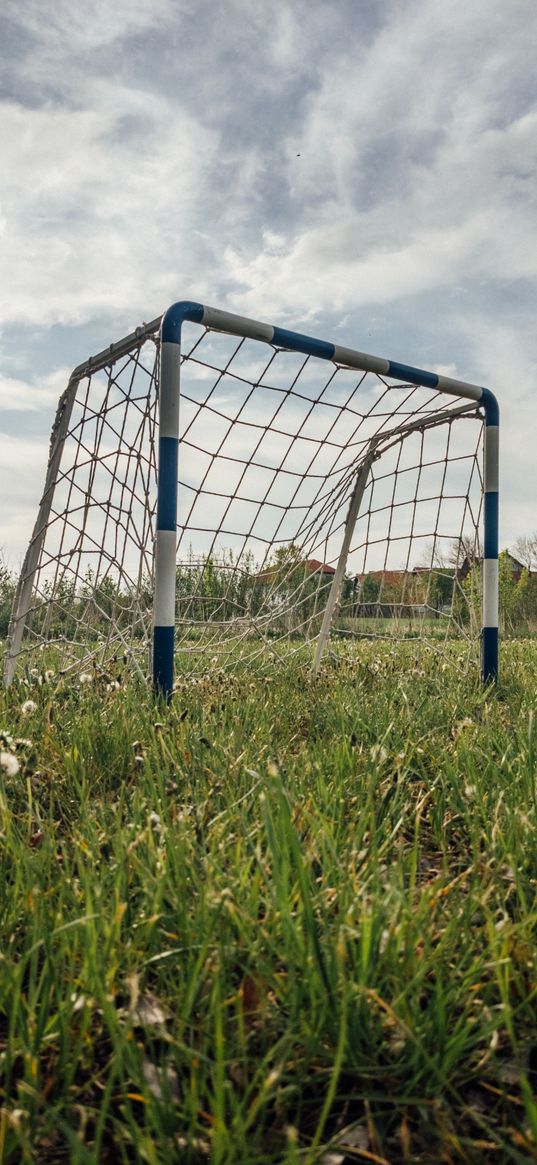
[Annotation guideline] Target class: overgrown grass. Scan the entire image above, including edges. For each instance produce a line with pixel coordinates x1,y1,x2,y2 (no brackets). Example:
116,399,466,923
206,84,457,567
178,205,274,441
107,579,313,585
1,642,537,1162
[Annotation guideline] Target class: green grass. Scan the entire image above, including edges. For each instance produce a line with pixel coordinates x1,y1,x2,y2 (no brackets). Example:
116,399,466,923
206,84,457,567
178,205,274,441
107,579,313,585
1,641,537,1162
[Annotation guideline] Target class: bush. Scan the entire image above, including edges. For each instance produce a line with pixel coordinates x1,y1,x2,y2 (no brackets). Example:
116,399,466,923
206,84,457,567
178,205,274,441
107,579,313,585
0,560,15,639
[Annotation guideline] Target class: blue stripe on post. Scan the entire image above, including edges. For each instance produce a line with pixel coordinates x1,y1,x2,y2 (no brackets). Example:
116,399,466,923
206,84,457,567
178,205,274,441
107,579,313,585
481,388,500,686
161,301,205,344
272,326,335,361
153,625,175,699
482,626,498,685
481,388,500,426
156,437,178,531
155,307,203,700
483,492,499,559
387,361,439,389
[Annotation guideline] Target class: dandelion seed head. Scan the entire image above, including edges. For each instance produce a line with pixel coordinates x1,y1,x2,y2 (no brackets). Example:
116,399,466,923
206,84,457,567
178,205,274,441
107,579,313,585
0,751,20,777
21,700,37,715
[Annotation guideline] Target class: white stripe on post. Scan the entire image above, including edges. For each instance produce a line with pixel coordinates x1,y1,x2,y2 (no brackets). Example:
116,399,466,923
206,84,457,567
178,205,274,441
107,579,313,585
332,346,390,375
482,557,499,628
202,307,274,344
484,426,499,494
154,530,178,628
160,342,180,439
436,375,483,401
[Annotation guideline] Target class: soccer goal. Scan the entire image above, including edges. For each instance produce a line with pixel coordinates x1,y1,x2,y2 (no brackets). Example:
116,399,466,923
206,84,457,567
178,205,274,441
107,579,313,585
4,300,499,696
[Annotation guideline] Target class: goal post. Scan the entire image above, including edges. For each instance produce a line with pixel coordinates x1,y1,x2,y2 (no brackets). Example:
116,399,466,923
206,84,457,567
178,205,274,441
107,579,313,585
3,299,499,695
155,301,499,696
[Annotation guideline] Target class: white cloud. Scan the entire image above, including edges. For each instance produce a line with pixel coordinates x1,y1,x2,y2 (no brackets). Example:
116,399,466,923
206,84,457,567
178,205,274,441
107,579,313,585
0,0,536,563
0,89,220,328
0,368,69,412
0,433,49,566
224,12,537,319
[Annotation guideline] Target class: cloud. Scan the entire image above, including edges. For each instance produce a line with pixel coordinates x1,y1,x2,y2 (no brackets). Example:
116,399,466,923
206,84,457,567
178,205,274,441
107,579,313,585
2,0,535,331
0,433,49,566
4,0,179,55
0,368,70,412
0,0,536,564
223,8,537,321
0,88,221,328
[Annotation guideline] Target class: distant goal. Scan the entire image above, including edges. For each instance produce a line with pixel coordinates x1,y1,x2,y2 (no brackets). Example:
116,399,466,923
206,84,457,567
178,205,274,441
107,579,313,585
4,300,499,695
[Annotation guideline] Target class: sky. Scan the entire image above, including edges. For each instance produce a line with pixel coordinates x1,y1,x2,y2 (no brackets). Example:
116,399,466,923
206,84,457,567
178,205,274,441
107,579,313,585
1,0,536,568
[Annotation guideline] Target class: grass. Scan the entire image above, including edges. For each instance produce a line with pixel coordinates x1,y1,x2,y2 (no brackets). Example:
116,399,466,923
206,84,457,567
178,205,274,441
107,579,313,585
1,640,537,1162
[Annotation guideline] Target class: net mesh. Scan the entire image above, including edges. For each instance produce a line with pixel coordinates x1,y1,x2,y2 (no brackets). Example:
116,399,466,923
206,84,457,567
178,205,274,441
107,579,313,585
5,318,484,684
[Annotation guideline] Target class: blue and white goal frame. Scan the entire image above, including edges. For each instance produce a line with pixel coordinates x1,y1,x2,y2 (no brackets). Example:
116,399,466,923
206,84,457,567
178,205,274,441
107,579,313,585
153,301,499,699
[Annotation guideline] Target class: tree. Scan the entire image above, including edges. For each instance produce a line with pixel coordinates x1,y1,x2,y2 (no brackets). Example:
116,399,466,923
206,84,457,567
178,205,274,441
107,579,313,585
451,534,482,569
511,534,537,573
420,535,481,572
360,573,381,603
496,552,537,633
498,550,517,632
0,558,15,640
428,569,455,612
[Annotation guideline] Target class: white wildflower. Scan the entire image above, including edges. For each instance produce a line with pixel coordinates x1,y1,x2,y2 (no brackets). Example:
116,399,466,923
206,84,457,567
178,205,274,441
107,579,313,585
21,700,37,715
142,1056,179,1101
149,812,161,830
79,673,93,685
379,927,391,954
0,751,20,777
133,993,170,1028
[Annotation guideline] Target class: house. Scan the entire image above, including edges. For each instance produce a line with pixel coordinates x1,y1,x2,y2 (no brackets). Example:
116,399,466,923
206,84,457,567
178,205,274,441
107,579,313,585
502,551,527,583
252,558,336,583
303,559,336,576
457,550,528,584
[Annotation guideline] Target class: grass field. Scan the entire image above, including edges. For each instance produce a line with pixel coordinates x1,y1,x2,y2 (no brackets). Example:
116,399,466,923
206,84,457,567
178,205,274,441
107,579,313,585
1,641,537,1163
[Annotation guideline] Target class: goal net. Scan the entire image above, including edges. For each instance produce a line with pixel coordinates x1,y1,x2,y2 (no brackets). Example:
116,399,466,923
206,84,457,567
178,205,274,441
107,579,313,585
4,302,499,692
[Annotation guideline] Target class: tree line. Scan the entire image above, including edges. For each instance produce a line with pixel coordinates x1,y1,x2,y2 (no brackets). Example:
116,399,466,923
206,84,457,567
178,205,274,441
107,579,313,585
2,536,537,641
